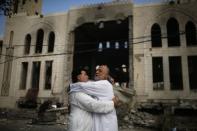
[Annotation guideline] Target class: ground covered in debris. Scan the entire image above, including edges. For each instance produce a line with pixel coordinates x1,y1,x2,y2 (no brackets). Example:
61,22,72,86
0,108,160,131
0,108,157,131
2,105,197,131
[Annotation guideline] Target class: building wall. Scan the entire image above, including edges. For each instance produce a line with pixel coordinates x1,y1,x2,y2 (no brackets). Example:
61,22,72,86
14,0,42,15
65,0,133,84
133,1,197,103
0,12,68,108
1,0,197,108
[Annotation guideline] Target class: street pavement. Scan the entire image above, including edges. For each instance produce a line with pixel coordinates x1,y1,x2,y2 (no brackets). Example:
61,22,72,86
0,119,67,131
0,119,152,131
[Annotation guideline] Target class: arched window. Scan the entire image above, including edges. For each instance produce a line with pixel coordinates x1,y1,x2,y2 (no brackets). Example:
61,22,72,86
24,34,31,54
9,31,14,46
48,32,55,52
98,42,103,52
115,42,119,49
106,41,110,48
186,21,197,46
167,18,180,46
13,0,19,13
151,23,162,47
35,29,44,53
124,41,128,48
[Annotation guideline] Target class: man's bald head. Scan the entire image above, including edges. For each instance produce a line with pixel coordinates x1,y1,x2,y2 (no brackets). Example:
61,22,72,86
95,65,110,80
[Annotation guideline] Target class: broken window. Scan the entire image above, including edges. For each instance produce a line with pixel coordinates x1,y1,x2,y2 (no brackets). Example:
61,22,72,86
151,23,162,47
169,56,183,90
74,19,129,87
31,61,41,89
24,34,31,54
167,18,180,47
188,56,197,90
35,29,44,53
45,61,53,90
186,21,197,46
48,32,55,53
20,62,28,90
152,57,164,90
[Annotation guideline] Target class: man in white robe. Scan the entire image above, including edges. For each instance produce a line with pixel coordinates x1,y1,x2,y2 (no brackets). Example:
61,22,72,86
68,68,116,131
69,65,118,131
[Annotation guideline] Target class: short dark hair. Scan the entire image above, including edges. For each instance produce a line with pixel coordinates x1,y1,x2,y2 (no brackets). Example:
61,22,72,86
72,68,88,83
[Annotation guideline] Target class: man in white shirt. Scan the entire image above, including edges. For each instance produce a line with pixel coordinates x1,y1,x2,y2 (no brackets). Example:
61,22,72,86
68,68,116,131
69,65,118,131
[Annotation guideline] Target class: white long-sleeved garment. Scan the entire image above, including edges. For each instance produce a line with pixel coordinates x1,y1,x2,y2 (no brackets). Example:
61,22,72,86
68,92,114,131
70,80,118,131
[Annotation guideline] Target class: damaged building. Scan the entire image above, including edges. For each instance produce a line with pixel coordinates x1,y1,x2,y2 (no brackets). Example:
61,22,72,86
0,0,197,130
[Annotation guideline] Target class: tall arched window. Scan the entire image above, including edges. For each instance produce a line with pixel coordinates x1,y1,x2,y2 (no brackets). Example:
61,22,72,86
167,18,180,47
9,31,14,46
186,21,197,46
13,0,19,13
48,32,55,52
151,23,162,47
24,34,31,54
35,29,44,53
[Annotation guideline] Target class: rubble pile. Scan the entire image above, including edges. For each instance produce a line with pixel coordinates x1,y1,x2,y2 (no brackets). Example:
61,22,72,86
0,108,35,120
117,107,161,130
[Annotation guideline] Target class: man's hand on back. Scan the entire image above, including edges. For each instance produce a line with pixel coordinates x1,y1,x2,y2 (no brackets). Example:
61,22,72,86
112,96,120,107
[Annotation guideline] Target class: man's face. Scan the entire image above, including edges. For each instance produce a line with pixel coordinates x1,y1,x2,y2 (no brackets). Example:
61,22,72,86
95,65,108,80
77,70,89,82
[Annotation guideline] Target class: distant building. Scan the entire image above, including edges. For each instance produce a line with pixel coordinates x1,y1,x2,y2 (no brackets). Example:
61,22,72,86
0,0,197,116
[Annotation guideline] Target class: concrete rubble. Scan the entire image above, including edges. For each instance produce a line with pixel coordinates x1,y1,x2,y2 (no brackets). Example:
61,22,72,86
1,88,197,131
117,108,161,130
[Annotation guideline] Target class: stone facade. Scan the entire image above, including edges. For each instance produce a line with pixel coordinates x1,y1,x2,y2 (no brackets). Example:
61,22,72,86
0,0,197,109
133,0,197,105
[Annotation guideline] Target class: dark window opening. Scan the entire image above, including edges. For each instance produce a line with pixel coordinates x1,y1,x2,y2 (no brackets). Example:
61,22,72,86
24,34,31,54
35,29,44,53
32,62,40,89
151,23,162,47
48,32,55,53
167,18,180,47
45,61,52,90
9,31,14,46
138,108,164,115
0,41,2,58
174,108,197,116
169,56,183,90
152,57,164,90
188,56,197,90
14,0,19,13
34,0,38,3
20,62,28,90
22,0,26,5
74,19,129,87
186,21,197,46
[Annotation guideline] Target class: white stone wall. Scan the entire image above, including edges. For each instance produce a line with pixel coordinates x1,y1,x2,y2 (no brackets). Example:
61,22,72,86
133,1,197,103
1,0,197,108
16,0,42,15
0,12,68,108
